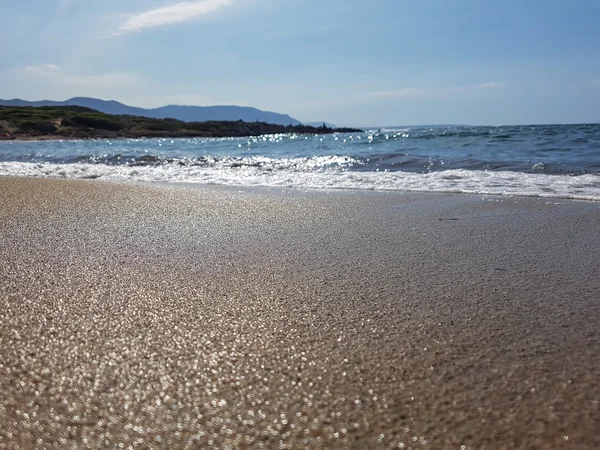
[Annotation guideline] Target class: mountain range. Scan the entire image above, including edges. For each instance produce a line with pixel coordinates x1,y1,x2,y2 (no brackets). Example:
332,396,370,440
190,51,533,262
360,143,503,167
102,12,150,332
0,97,302,126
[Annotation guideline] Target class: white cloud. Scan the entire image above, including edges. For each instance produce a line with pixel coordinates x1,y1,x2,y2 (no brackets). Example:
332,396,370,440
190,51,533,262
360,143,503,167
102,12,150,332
371,82,505,99
118,0,232,34
24,64,61,76
477,82,505,88
24,64,139,89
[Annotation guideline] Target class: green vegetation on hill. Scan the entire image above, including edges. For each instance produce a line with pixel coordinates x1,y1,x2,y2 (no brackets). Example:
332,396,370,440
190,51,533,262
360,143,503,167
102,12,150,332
0,106,361,139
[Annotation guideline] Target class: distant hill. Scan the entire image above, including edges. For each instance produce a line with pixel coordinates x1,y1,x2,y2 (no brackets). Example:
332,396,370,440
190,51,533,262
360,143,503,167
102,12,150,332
0,97,302,126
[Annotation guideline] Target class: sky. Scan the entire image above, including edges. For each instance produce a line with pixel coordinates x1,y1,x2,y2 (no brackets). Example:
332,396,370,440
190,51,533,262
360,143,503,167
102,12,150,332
1,0,599,126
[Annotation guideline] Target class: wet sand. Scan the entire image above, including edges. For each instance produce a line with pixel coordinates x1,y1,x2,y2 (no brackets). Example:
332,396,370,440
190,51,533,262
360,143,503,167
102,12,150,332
0,177,599,449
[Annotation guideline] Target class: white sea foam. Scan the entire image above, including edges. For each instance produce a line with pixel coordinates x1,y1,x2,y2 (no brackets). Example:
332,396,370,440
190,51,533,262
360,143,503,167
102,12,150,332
1,162,599,201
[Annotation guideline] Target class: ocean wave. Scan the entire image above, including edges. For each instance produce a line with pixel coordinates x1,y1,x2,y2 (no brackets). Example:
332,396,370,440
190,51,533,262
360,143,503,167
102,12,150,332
1,161,599,201
69,154,362,171
3,124,600,176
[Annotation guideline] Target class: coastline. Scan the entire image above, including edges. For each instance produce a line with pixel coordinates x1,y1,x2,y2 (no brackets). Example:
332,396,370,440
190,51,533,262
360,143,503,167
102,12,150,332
0,128,360,142
1,129,360,142
1,177,599,448
0,105,362,141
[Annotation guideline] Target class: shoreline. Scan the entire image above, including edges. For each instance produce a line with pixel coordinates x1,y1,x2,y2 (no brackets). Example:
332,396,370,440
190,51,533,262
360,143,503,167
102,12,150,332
1,177,599,448
1,171,599,203
1,130,358,142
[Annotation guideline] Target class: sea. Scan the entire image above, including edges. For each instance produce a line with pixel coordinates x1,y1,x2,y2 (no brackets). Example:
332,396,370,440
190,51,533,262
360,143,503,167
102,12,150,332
1,124,600,201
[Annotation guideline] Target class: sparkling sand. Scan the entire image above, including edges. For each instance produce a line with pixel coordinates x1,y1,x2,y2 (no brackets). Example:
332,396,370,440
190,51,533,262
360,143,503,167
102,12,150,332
0,178,599,449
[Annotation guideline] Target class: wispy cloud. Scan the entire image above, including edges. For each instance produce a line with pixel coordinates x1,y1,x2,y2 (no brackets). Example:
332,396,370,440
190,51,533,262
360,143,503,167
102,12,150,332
3,64,217,107
24,64,61,76
22,64,140,88
371,82,506,99
118,0,232,34
477,82,505,88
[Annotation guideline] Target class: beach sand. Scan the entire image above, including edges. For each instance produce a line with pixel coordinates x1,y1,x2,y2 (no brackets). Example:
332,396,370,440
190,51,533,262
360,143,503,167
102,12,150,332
0,177,599,449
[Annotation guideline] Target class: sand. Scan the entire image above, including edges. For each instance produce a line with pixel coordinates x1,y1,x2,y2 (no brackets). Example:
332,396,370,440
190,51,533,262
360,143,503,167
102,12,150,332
0,177,599,449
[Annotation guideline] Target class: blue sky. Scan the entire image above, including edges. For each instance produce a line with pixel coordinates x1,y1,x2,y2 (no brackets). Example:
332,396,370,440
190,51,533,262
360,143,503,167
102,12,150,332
1,0,599,126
